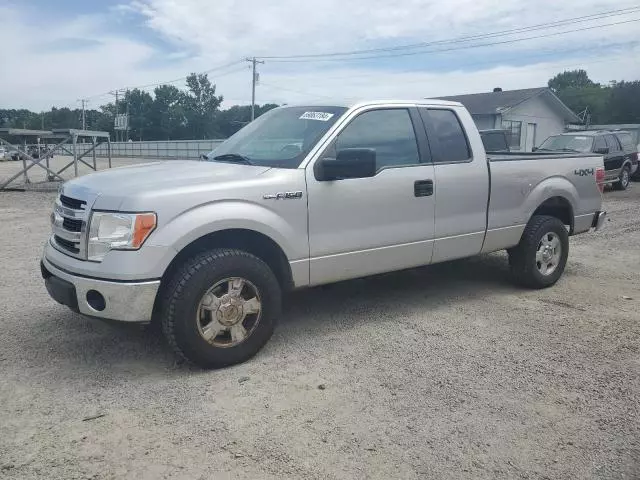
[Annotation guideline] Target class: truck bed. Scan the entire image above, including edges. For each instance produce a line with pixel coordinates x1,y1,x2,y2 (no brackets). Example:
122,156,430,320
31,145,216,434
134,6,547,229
481,152,604,253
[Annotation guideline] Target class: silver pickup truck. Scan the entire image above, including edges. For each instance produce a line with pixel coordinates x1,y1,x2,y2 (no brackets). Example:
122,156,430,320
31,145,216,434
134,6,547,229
42,100,606,368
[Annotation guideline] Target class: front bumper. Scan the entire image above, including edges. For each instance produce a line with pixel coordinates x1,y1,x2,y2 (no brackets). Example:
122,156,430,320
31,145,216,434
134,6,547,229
592,211,607,231
41,256,160,323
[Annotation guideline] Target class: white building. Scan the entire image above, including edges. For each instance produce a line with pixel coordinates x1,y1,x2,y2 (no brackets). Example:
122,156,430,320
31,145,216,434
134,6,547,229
436,87,581,152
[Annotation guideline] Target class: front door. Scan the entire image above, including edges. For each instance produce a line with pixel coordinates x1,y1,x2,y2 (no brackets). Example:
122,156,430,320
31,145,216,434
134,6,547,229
525,123,537,151
305,107,436,286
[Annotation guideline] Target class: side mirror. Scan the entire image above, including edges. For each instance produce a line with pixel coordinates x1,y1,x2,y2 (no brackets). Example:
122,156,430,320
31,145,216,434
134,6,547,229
315,148,376,181
199,153,209,161
594,147,609,155
532,146,538,152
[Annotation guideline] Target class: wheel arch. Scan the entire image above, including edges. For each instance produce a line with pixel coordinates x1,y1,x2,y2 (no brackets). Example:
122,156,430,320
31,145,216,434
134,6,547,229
531,196,575,233
160,229,294,295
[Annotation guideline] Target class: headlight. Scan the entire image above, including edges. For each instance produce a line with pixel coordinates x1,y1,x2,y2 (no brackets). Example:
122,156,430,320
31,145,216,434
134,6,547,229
88,212,156,261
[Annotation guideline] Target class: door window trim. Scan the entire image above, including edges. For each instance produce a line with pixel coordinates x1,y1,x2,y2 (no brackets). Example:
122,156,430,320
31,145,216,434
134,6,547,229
418,107,474,165
312,106,433,177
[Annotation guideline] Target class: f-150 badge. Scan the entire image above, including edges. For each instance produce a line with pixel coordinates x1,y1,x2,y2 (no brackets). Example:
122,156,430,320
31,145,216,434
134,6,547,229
263,191,303,200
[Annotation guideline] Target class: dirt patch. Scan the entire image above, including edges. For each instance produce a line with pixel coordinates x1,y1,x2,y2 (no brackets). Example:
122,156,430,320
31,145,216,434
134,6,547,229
0,185,639,479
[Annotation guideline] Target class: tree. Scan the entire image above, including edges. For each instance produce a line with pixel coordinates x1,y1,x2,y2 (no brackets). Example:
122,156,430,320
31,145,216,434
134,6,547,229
150,85,186,140
124,89,154,140
547,70,612,124
606,81,640,123
1,74,280,141
214,104,278,138
181,73,223,139
548,69,596,92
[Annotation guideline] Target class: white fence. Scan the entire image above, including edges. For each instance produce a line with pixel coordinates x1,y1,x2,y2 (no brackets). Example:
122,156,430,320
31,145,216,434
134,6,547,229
66,139,225,159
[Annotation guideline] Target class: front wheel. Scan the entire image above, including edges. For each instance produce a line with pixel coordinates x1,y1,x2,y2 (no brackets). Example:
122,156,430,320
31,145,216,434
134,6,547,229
160,248,281,368
508,215,569,289
615,166,630,190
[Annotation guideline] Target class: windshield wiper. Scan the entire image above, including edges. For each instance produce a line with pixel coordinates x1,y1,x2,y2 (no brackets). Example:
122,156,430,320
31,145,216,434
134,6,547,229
558,148,580,153
212,153,254,165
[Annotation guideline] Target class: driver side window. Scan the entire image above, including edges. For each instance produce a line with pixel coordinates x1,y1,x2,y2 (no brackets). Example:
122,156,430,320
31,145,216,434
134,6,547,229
333,109,421,169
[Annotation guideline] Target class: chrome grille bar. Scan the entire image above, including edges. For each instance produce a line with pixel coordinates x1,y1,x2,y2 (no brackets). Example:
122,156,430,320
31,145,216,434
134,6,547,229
51,193,89,259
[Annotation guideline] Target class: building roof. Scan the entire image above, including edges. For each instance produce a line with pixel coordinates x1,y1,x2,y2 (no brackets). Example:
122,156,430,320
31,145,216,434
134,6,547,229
434,87,581,123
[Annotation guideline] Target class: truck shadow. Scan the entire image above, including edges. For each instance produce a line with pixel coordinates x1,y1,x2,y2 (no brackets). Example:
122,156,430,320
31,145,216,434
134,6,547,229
277,252,517,330
25,252,517,379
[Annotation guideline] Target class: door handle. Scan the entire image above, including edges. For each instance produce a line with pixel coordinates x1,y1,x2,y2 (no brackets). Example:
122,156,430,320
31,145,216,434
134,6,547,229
414,179,433,197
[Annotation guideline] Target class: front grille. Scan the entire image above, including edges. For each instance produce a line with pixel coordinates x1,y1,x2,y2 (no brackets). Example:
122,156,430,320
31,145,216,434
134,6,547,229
54,235,80,254
62,217,83,232
52,193,88,259
60,194,86,210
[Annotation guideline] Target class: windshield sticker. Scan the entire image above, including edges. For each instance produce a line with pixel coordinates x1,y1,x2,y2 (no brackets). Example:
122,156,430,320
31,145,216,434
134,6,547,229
300,111,334,121
573,136,589,140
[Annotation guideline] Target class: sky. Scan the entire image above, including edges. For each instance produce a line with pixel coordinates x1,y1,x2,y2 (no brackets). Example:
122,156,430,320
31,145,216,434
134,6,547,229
1,0,639,111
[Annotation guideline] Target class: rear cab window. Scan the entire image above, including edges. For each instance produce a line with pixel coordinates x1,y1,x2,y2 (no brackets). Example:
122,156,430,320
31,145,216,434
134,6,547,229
419,108,471,163
481,131,509,152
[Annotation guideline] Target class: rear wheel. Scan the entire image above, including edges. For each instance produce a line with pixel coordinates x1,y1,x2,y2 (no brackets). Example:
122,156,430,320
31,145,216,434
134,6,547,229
508,215,569,289
160,248,281,368
615,166,630,190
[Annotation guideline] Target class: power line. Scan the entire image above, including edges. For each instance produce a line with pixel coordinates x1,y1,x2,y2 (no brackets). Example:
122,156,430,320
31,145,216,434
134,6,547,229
260,7,640,60
258,49,637,101
275,40,639,86
84,60,246,101
264,15,640,63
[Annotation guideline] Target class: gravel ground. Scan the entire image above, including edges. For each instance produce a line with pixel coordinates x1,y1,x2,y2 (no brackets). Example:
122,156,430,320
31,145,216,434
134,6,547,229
0,181,639,479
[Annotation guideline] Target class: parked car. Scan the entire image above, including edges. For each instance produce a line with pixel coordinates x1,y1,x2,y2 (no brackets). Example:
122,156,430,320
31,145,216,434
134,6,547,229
536,131,635,190
479,129,510,152
0,146,7,160
26,145,49,159
42,100,606,368
612,130,640,180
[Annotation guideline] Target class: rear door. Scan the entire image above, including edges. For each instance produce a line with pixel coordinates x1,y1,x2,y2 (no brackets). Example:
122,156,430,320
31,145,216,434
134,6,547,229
418,107,490,263
305,106,436,285
604,134,624,174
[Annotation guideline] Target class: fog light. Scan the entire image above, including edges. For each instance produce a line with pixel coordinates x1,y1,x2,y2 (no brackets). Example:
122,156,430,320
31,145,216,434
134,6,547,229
86,290,106,311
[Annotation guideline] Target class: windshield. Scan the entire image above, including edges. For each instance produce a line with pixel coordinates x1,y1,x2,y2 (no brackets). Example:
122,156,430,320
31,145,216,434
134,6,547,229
538,135,594,153
205,106,347,168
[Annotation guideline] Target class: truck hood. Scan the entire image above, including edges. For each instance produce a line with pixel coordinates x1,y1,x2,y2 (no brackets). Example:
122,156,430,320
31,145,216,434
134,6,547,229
62,160,271,199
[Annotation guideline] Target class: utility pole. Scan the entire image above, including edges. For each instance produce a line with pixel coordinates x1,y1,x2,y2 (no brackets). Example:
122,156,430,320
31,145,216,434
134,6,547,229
80,99,87,131
115,90,119,142
109,90,122,141
125,89,130,141
246,57,264,121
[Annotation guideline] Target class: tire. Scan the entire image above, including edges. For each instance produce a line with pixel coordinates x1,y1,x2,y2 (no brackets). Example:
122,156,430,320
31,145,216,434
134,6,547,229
160,248,281,368
508,215,569,289
614,166,630,190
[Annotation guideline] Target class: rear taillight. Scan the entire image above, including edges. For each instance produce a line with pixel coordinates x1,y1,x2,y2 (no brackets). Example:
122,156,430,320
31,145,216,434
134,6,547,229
596,167,605,193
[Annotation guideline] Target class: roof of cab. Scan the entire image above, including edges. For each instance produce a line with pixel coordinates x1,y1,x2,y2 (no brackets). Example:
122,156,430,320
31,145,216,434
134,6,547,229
559,130,618,137
280,99,464,109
